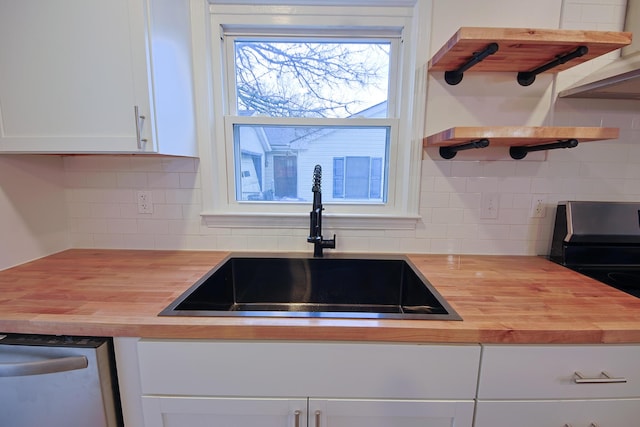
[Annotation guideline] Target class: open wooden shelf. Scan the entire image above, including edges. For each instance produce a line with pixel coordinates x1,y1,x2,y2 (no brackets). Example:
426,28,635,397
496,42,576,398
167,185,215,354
428,27,631,85
424,126,619,159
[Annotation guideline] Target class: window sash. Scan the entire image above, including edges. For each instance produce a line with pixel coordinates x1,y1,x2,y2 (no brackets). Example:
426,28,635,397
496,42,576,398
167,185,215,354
223,34,402,119
225,115,396,206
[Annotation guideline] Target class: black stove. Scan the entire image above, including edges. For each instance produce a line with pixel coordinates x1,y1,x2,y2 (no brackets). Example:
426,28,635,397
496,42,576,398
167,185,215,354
550,201,640,298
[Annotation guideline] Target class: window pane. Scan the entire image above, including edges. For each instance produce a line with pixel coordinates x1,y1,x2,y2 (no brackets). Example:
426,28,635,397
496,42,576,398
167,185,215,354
233,124,389,203
370,157,383,199
345,157,370,199
234,40,390,118
333,157,345,198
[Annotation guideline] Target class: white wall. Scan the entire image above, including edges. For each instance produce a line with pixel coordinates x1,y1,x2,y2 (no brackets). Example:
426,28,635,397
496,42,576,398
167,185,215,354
0,155,69,270
64,0,640,256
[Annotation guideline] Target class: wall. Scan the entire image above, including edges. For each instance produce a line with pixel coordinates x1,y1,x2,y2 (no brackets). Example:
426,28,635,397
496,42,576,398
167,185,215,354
64,0,639,256
0,156,69,270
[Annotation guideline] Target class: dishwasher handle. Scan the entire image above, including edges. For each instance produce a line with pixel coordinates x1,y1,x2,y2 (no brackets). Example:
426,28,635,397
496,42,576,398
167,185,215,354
0,355,88,377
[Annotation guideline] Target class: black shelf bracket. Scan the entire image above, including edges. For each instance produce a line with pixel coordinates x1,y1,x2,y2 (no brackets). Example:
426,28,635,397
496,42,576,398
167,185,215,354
439,138,490,159
517,46,589,86
444,43,499,85
509,138,579,160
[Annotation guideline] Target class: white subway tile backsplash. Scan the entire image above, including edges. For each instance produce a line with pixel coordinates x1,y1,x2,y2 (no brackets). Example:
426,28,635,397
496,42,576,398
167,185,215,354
60,0,637,256
121,234,156,249
446,223,478,239
106,219,138,234
466,177,498,193
165,189,201,204
421,192,450,208
179,172,200,189
161,157,198,173
92,233,125,249
148,172,181,188
580,4,617,23
137,219,170,235
151,204,184,220
497,177,532,193
481,161,517,177
116,172,147,188
530,178,558,194
431,207,465,224
90,204,121,219
433,176,467,193
167,219,203,236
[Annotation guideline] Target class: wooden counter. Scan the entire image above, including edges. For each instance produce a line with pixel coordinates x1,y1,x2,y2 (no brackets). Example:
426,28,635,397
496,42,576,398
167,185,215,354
1,249,639,344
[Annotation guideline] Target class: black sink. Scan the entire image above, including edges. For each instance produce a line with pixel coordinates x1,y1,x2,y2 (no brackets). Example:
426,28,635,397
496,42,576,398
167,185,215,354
160,254,461,320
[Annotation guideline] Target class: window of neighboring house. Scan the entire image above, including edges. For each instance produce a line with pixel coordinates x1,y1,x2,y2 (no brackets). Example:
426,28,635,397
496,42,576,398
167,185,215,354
333,156,384,200
202,2,425,228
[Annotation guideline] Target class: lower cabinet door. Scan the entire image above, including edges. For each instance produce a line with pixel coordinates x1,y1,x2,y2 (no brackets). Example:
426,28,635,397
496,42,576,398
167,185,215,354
475,399,640,427
309,399,474,427
142,396,308,427
141,397,474,427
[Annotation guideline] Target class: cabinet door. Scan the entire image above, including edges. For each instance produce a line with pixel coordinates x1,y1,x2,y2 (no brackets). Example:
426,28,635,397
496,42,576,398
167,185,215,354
0,0,151,153
475,399,640,427
142,396,308,427
309,399,474,427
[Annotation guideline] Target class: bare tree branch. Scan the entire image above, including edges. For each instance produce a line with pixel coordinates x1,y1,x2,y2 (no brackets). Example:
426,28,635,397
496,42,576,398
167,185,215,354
234,41,389,118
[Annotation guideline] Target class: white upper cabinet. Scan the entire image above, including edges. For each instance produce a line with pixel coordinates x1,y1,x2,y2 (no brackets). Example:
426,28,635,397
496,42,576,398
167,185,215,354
0,0,197,156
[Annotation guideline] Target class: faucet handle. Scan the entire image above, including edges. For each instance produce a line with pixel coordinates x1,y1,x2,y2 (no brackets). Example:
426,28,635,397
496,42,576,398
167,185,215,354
322,234,336,249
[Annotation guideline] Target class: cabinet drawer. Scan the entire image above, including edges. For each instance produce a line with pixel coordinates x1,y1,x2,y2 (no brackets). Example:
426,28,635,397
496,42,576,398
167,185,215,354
138,340,480,399
475,399,640,427
478,345,640,399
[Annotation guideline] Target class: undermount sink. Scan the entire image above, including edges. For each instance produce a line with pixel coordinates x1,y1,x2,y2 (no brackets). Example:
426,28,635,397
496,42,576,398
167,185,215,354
160,254,461,320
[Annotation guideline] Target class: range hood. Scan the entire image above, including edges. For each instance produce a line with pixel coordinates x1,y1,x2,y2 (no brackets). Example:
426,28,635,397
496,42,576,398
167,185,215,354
559,1,639,99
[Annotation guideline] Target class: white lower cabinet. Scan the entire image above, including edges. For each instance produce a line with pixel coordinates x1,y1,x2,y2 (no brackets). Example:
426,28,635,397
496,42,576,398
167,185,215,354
134,340,480,427
142,397,307,427
475,399,640,427
475,345,640,427
115,339,640,427
308,399,474,427
142,396,474,427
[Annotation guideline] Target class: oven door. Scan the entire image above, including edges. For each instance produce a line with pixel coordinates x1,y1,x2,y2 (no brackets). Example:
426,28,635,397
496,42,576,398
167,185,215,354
0,335,121,427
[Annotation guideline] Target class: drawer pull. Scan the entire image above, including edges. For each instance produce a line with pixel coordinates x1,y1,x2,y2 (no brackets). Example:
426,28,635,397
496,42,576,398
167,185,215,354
574,371,627,384
293,410,301,427
563,424,599,427
315,410,321,427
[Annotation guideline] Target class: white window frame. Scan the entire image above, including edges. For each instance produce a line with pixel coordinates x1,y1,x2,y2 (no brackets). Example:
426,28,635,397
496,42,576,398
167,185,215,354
198,2,428,229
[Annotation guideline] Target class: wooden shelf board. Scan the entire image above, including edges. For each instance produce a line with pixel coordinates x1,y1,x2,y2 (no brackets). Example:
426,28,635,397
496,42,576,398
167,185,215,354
428,27,632,73
424,126,620,148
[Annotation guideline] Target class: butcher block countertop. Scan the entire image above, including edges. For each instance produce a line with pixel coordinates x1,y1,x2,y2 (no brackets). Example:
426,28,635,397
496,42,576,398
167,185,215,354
1,249,640,344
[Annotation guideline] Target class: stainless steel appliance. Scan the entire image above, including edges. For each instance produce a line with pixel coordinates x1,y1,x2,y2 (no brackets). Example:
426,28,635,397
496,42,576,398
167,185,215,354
0,334,123,427
550,200,640,297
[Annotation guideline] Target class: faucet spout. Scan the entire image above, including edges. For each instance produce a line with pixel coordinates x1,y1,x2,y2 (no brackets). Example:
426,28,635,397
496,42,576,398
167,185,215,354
307,165,336,257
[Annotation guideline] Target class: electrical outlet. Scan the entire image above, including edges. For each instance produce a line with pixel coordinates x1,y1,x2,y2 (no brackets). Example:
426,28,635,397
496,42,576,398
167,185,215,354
480,193,499,219
531,196,546,218
137,191,153,214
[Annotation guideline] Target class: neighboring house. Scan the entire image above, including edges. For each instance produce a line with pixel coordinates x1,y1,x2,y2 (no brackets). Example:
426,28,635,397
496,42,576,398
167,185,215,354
238,102,388,203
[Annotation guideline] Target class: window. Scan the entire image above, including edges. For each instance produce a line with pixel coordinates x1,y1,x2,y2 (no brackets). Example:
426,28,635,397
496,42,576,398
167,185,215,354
233,124,389,203
333,156,384,200
202,3,425,229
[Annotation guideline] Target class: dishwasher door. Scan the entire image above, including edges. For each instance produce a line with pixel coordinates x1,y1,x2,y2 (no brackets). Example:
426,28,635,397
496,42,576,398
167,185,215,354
0,334,122,427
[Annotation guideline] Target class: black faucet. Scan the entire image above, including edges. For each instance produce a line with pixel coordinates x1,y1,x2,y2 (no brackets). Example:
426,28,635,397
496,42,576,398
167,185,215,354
307,165,336,257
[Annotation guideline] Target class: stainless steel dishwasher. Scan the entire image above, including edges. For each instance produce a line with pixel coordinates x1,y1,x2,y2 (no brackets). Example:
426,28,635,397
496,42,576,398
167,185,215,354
0,333,123,427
